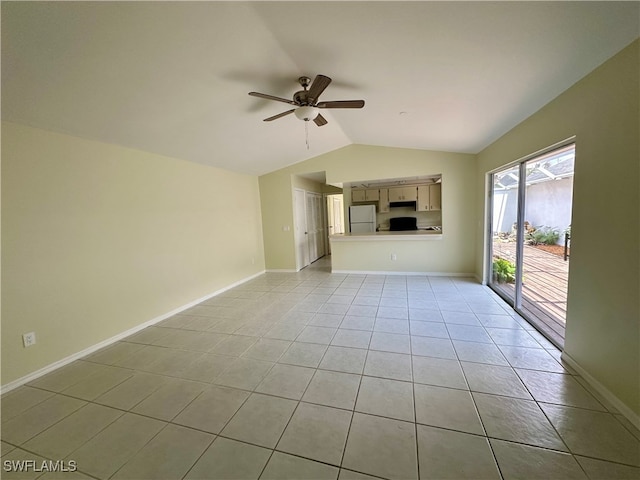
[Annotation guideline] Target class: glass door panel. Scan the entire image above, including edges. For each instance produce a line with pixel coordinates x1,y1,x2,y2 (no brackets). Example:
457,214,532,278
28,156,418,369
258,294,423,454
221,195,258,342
489,164,521,304
520,146,574,345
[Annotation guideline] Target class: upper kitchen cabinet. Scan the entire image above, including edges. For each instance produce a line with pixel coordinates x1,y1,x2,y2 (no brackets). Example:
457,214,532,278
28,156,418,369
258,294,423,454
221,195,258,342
389,186,418,202
417,184,441,211
379,188,389,213
352,189,366,202
352,188,379,203
365,189,380,201
348,175,442,215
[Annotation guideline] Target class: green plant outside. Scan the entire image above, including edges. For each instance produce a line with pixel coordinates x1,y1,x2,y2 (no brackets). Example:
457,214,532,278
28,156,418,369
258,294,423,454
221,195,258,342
526,225,560,245
493,258,516,284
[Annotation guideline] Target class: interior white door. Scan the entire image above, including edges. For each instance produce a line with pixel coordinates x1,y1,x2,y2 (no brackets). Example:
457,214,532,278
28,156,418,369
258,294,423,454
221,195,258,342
306,192,324,263
305,192,316,263
294,189,310,270
317,193,326,259
326,194,344,254
332,196,344,234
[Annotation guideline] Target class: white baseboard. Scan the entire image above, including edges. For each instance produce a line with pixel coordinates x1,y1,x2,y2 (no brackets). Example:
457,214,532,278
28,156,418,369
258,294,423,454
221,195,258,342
265,269,298,273
0,270,265,395
331,270,476,277
561,351,640,430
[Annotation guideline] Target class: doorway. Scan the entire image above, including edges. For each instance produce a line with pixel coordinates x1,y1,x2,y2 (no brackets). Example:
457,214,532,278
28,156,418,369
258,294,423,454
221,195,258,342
306,191,325,264
294,188,327,271
294,189,310,270
326,194,345,254
488,143,575,347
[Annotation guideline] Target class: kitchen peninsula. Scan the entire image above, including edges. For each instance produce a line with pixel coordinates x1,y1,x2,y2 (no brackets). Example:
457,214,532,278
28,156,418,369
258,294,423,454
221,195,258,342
329,229,450,274
331,229,442,241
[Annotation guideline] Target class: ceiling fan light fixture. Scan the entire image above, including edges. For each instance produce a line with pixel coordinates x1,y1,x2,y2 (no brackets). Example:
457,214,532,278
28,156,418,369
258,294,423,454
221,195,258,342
295,106,320,121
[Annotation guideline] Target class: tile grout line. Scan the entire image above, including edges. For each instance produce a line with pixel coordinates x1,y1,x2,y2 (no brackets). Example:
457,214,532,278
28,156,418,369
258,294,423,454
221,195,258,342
452,281,506,480
409,280,422,480
1,402,120,480
336,278,371,474
5,270,638,478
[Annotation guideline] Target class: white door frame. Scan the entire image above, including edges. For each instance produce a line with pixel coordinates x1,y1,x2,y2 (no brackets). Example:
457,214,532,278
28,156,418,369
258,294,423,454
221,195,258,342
326,194,344,254
306,191,325,264
294,188,310,271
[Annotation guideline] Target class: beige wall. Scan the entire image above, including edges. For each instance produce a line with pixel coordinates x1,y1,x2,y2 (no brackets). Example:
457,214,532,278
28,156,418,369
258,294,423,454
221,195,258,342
1,122,265,386
259,173,296,270
476,40,639,418
259,145,476,272
291,175,325,193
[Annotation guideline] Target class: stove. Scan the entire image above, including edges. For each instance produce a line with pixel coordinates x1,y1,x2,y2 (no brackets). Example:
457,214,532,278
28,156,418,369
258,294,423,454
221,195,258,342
389,217,418,231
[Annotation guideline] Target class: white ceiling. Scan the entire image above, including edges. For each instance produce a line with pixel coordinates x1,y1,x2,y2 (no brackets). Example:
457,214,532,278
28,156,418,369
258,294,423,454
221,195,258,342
2,2,638,176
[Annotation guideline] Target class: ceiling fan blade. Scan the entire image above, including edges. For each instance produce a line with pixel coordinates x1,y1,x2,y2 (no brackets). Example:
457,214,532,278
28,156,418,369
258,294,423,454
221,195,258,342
317,100,365,109
307,75,332,103
264,109,295,122
249,92,296,105
313,114,328,127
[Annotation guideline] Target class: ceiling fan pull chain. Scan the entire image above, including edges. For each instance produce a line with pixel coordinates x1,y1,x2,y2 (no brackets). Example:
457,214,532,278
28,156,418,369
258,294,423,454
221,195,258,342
305,121,310,150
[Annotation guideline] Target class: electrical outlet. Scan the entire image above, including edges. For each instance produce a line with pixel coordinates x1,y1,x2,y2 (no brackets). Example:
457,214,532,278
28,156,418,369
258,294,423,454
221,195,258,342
391,253,397,261
23,332,36,348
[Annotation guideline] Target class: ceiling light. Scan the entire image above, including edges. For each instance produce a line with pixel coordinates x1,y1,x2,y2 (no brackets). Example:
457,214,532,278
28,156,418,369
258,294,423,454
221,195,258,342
295,106,319,121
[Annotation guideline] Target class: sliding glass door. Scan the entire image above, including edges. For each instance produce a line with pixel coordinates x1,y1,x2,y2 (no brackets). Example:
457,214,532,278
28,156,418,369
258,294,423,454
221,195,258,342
489,164,522,305
488,143,575,348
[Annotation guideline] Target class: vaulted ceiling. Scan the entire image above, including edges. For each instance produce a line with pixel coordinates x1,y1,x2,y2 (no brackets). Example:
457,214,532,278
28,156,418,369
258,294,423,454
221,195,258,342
2,2,638,175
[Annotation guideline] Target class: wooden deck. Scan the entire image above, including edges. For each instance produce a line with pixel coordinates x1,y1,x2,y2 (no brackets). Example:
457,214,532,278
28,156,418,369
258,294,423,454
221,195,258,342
491,241,569,346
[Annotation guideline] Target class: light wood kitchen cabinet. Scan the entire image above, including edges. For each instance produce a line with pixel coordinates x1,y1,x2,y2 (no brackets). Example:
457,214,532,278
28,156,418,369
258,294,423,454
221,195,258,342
417,184,441,211
389,186,417,202
353,181,440,212
365,189,379,201
378,188,389,213
352,189,379,202
430,184,441,210
351,189,366,202
389,187,403,202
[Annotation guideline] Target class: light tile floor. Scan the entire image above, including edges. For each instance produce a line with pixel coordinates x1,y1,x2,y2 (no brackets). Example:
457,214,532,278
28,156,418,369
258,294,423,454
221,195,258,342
2,257,639,479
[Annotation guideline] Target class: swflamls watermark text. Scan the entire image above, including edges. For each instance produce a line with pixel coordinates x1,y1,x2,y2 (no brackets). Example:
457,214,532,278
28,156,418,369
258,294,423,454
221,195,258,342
3,459,77,473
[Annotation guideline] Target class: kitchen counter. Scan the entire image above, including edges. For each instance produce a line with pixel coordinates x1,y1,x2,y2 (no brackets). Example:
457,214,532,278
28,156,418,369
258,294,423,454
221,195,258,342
330,230,442,242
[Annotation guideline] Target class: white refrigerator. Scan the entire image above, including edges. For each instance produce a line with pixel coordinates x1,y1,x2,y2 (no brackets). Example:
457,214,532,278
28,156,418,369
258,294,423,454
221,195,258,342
349,205,376,233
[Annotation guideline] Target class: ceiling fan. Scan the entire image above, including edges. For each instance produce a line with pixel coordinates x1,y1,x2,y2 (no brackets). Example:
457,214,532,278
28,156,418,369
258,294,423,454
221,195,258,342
249,74,365,126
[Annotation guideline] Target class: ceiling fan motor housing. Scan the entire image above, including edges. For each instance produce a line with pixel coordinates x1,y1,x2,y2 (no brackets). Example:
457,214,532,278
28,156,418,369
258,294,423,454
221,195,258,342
293,90,311,105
